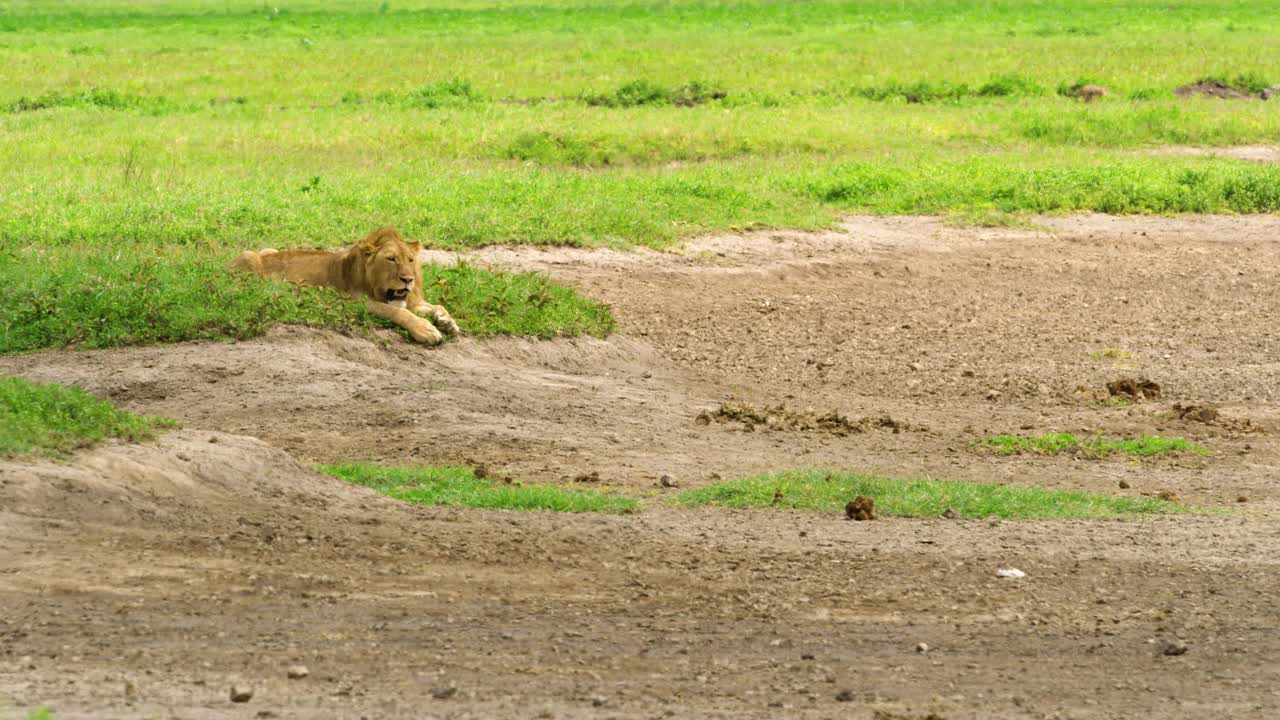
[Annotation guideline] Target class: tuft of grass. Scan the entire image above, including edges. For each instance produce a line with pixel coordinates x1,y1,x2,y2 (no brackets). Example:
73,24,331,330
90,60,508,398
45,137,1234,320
981,432,1208,458
319,463,637,513
0,247,613,354
671,469,1189,519
1200,71,1272,94
1089,348,1133,359
976,72,1045,97
0,376,175,459
583,80,726,108
3,88,171,114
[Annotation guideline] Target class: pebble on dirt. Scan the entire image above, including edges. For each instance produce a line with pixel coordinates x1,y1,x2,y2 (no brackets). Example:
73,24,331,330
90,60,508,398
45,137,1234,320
996,568,1026,578
916,642,929,653
834,689,855,702
286,664,309,679
659,474,678,488
941,508,958,520
1162,640,1190,656
1118,480,1131,489
230,685,254,703
432,686,458,700
845,495,875,521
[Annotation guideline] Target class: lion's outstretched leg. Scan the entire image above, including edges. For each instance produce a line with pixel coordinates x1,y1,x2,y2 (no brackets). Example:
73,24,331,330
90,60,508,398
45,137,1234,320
228,249,280,274
365,299,444,344
410,300,460,335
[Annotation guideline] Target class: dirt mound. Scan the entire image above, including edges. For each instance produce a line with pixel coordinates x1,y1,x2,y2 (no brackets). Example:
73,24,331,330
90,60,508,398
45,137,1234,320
1174,80,1253,99
1107,376,1162,401
0,430,397,534
695,402,917,435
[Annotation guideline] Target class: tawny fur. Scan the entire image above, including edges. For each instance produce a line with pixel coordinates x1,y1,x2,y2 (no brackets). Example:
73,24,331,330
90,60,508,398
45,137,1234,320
229,226,459,344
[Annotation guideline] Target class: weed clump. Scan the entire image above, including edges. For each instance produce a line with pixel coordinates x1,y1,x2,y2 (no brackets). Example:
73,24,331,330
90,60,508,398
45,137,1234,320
976,72,1045,97
980,432,1207,458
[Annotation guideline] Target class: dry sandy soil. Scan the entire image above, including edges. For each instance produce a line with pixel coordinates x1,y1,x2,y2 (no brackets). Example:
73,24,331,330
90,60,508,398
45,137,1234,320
3,215,1280,719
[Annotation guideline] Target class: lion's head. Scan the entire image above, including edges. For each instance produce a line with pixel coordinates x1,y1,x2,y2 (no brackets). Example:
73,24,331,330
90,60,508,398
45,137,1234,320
358,226,422,307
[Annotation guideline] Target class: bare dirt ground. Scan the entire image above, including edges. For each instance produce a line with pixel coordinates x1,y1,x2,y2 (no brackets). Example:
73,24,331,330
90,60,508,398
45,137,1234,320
4,215,1280,719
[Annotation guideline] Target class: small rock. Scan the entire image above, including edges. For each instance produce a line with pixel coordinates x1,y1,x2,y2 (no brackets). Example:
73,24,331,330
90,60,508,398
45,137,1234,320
230,685,254,703
659,474,678,488
572,471,601,483
1118,480,1131,489
208,436,219,443
256,711,278,719
996,568,1026,578
432,686,458,700
940,508,958,520
916,642,929,654
834,689,855,702
985,389,1002,401
1156,490,1182,503
591,695,608,708
1237,496,1248,503
800,653,815,660
286,665,309,679
124,680,137,702
1162,640,1189,656
908,362,921,371
961,369,975,378
845,495,876,521
472,463,488,479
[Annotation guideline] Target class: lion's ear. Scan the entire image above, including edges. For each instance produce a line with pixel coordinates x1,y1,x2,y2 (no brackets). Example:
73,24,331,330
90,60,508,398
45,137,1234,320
406,241,422,255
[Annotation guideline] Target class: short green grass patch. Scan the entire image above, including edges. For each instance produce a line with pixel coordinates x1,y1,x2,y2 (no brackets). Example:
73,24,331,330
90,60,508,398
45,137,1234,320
0,247,613,354
671,469,1187,519
0,376,175,459
319,463,638,513
981,432,1208,458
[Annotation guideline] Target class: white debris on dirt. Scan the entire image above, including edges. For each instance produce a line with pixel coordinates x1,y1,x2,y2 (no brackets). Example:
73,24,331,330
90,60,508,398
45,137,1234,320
996,568,1026,578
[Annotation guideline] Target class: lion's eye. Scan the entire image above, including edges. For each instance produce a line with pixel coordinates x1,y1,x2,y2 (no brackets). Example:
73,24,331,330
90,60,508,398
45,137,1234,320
386,256,396,263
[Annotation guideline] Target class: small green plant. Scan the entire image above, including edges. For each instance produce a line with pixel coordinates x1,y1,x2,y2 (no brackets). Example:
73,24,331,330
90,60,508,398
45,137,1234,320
671,469,1189,519
383,80,481,109
0,376,175,459
854,80,971,103
25,708,55,720
981,432,1207,458
320,463,637,513
1089,348,1133,359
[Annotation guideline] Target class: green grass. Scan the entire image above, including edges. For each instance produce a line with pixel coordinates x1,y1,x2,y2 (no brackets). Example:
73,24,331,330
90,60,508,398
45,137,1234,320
319,463,638,513
5,1,1280,350
981,432,1209,458
671,469,1189,519
0,247,613,354
24,709,55,720
0,376,175,459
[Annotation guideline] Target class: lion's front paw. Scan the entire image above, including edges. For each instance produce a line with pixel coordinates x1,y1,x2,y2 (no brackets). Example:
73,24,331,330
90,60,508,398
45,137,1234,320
406,316,445,345
431,308,460,335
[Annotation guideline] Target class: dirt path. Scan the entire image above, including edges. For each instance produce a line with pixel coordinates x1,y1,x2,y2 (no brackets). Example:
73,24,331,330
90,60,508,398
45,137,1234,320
4,215,1280,718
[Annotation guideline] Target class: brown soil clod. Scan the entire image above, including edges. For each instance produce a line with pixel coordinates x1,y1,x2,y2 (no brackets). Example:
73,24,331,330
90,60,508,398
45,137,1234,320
572,471,602,483
1172,403,1219,423
698,402,917,435
1156,490,1182,504
1107,377,1161,401
1075,84,1110,102
845,495,876,521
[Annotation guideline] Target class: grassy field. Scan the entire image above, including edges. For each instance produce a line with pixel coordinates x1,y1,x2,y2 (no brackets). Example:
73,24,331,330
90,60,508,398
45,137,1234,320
320,462,638,512
3,0,1280,350
0,375,175,458
673,469,1190,519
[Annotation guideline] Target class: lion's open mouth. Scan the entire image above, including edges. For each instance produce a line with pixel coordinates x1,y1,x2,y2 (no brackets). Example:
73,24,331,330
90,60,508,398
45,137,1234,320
385,288,410,302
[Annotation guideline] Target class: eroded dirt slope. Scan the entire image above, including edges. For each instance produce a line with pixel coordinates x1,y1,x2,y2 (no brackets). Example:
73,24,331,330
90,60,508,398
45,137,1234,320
4,215,1280,718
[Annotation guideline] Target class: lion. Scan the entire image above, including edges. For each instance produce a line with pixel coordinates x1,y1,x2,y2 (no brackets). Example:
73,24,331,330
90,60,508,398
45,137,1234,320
230,226,459,344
